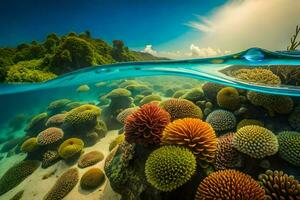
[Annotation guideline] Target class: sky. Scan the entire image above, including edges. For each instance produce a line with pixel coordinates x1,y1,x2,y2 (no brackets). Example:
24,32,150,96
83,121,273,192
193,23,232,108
0,0,300,59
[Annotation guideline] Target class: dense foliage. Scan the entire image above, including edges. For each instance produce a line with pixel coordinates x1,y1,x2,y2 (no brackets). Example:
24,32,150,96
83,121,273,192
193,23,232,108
0,31,164,83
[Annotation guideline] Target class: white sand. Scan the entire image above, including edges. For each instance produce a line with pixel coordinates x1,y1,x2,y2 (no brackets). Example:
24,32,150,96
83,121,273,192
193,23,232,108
0,130,121,200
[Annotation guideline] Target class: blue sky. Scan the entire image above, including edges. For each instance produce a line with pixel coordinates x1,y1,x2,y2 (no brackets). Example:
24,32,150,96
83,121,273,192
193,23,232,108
0,0,226,51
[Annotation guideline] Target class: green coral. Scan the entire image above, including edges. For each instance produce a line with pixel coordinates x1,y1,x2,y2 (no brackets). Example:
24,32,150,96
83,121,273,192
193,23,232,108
139,94,161,105
20,137,39,153
277,131,300,167
109,134,125,151
0,160,39,195
80,168,106,190
44,168,79,200
180,88,204,102
206,109,236,131
145,146,196,192
58,138,84,159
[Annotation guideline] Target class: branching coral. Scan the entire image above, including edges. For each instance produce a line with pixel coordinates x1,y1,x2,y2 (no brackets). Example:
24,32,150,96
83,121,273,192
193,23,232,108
160,98,203,121
233,125,278,159
277,131,300,167
195,169,265,200
58,138,84,159
37,127,64,145
125,103,170,146
258,170,300,200
44,168,79,200
145,146,196,192
206,109,236,131
80,168,105,190
78,151,104,168
162,118,217,167
0,160,39,195
215,132,242,170
217,87,241,110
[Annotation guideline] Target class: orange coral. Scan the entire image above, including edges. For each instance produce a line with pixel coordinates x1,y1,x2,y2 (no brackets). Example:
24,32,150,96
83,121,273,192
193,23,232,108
195,169,265,200
125,103,170,146
162,118,217,166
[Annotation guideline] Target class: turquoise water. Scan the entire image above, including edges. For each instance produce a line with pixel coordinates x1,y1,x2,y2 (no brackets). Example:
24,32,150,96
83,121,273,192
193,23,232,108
0,48,300,199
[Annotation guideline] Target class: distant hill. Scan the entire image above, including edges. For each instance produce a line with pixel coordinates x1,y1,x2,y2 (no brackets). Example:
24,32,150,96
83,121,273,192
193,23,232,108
0,31,167,83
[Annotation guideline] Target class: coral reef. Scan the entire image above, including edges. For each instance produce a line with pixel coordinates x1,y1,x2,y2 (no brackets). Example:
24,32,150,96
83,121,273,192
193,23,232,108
162,118,217,167
216,87,241,110
233,125,278,159
277,131,300,167
80,168,105,190
139,94,161,105
45,113,66,127
44,168,79,200
125,103,170,146
195,169,265,200
36,127,64,145
42,150,60,168
145,146,196,192
20,137,39,153
58,138,84,159
215,132,242,170
259,170,300,200
237,119,264,130
160,98,203,121
78,151,104,168
206,109,236,132
0,160,39,195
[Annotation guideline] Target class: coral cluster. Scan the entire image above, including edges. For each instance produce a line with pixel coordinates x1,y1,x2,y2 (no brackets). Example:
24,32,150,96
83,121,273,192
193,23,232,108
162,118,217,167
195,169,265,199
277,131,300,167
145,146,196,192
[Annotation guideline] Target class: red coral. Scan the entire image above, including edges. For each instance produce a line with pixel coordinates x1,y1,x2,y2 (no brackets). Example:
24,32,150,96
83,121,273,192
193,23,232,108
125,103,170,146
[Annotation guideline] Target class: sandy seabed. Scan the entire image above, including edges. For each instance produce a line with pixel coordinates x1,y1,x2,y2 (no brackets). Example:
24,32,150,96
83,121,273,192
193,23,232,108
0,131,121,200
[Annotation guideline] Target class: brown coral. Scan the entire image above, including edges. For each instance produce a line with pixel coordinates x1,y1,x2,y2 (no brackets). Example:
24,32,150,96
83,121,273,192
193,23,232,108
162,118,217,166
45,113,66,127
258,170,300,200
125,103,170,146
36,127,64,146
195,169,265,200
42,150,60,168
78,151,104,168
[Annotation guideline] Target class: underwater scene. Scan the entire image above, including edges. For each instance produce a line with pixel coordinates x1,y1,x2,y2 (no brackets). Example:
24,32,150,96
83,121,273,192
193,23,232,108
0,48,300,200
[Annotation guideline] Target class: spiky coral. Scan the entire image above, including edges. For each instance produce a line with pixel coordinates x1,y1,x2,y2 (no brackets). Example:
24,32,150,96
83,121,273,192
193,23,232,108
145,146,196,192
80,168,106,190
217,87,241,110
162,118,217,167
125,103,170,146
258,170,300,200
44,168,79,200
206,109,236,131
195,169,265,200
64,104,101,131
20,137,38,153
0,160,39,195
277,131,300,167
160,98,203,121
232,68,281,85
36,127,64,145
78,151,104,168
237,119,264,130
215,132,242,170
247,91,293,116
58,138,84,159
233,125,278,159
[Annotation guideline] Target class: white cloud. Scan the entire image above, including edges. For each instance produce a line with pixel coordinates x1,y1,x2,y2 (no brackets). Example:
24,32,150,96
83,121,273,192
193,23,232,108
188,0,300,52
143,45,157,55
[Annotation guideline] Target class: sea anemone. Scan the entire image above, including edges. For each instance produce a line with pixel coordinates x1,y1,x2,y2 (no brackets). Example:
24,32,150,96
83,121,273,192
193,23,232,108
258,170,300,200
124,103,170,146
116,107,139,124
78,151,104,168
217,87,241,110
277,131,300,167
145,146,196,192
58,138,84,159
233,125,278,159
206,109,236,131
215,132,242,170
44,168,79,200
195,169,265,200
42,150,60,168
36,127,64,146
237,119,264,130
0,160,39,195
20,137,39,153
45,113,66,127
160,98,203,121
162,118,217,166
80,168,106,190
139,94,161,105
64,104,101,131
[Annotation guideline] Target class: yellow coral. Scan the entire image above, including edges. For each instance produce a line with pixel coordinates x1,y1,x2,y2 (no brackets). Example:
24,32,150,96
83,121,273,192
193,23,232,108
20,137,38,153
58,138,84,159
237,119,264,130
233,68,281,85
